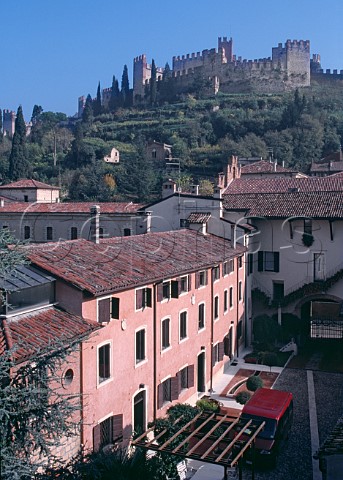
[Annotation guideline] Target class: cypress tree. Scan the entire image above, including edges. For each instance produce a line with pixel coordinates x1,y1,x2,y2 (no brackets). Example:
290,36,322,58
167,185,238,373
93,82,102,116
0,108,2,143
121,65,130,107
150,59,157,105
8,106,31,180
82,94,94,124
109,75,120,111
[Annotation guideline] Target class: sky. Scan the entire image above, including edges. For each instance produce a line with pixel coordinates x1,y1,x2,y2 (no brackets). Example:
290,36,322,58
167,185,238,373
1,0,342,120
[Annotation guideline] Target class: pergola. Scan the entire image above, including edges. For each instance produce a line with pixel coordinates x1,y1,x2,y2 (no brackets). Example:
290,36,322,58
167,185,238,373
132,411,265,480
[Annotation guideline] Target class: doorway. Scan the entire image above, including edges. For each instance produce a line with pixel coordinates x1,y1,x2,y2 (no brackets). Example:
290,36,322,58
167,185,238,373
133,390,146,436
197,352,206,393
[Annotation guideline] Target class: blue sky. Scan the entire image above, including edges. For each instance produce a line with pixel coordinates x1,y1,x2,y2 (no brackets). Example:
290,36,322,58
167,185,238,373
1,0,342,120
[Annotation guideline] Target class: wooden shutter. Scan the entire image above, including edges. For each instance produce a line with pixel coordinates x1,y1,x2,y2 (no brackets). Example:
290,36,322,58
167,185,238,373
93,424,101,452
188,274,192,291
157,383,164,409
274,252,280,272
157,283,163,302
195,272,200,289
111,297,120,319
218,341,225,361
212,345,216,367
176,371,182,394
204,271,208,286
98,298,110,323
187,365,195,388
171,376,179,401
112,414,123,441
136,289,143,309
258,251,264,272
145,288,152,307
171,280,179,299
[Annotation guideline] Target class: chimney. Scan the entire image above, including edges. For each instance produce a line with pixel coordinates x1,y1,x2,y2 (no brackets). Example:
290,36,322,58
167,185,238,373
213,186,222,199
90,205,100,244
190,185,199,195
282,160,285,168
274,161,277,172
0,198,4,207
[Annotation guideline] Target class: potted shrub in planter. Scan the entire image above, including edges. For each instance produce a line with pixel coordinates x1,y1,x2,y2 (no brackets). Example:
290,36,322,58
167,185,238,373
196,397,222,413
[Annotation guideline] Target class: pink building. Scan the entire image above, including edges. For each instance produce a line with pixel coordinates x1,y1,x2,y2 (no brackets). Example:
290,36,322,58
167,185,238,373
28,228,246,453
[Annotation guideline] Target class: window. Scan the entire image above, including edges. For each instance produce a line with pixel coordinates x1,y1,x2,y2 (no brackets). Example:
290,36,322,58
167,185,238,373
161,318,170,350
71,227,78,240
157,280,179,301
162,378,171,403
214,296,219,320
223,259,234,276
196,270,208,288
135,329,146,364
247,253,253,275
304,219,312,234
213,266,220,281
163,281,170,299
258,251,280,273
111,297,120,319
123,228,131,237
24,195,29,202
238,256,243,269
46,226,53,241
98,344,111,384
24,225,31,240
224,290,228,313
238,281,242,302
180,275,189,294
180,219,189,228
180,367,188,390
198,303,205,330
229,287,233,309
273,282,284,302
179,311,187,341
99,227,104,239
93,414,123,452
213,343,220,365
237,320,243,339
136,287,152,309
98,297,119,322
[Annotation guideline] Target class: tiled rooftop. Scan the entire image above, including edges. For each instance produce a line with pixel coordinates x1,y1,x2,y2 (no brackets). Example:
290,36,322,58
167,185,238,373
187,212,211,223
0,201,143,214
223,176,343,218
240,160,295,174
27,230,245,296
0,307,99,362
0,179,60,189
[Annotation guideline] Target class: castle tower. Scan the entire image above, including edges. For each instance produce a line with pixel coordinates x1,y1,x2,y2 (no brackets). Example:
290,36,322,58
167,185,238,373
2,109,16,136
133,54,150,103
218,37,233,63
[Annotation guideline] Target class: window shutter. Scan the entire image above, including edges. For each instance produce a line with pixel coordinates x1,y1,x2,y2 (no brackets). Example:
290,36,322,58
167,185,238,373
98,298,110,323
157,283,163,302
157,383,164,409
212,345,216,367
111,298,120,319
188,274,192,291
204,271,208,286
195,272,200,289
145,288,152,308
218,341,225,361
112,414,123,441
136,289,143,309
176,371,182,394
171,376,179,401
258,251,264,272
93,424,101,452
171,280,179,299
187,365,195,388
274,252,280,273
224,335,230,356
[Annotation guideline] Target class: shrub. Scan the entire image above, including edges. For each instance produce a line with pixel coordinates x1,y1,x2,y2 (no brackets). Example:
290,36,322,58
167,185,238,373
196,398,222,412
235,391,251,405
246,375,264,392
262,351,279,372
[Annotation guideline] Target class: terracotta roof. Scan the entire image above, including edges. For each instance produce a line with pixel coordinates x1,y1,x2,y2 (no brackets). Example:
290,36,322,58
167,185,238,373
223,176,343,218
0,306,99,362
224,176,343,194
0,201,143,214
187,212,211,223
0,179,60,190
27,230,245,296
240,160,295,174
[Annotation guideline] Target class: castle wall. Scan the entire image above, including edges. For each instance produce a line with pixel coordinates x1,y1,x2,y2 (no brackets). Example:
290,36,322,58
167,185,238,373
285,40,310,85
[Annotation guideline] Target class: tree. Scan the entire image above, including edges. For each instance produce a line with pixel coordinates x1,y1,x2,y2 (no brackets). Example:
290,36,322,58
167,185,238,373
150,59,157,105
108,76,120,112
121,65,130,107
0,108,3,143
93,82,102,116
8,105,32,180
246,375,264,392
82,94,94,125
0,229,87,478
31,105,43,124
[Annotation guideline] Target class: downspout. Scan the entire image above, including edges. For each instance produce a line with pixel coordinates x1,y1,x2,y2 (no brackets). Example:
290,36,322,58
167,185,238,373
153,284,157,422
80,342,84,456
236,256,239,359
209,267,214,393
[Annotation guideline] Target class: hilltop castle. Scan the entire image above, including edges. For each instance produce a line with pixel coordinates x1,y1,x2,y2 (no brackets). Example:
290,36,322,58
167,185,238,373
132,37,312,104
